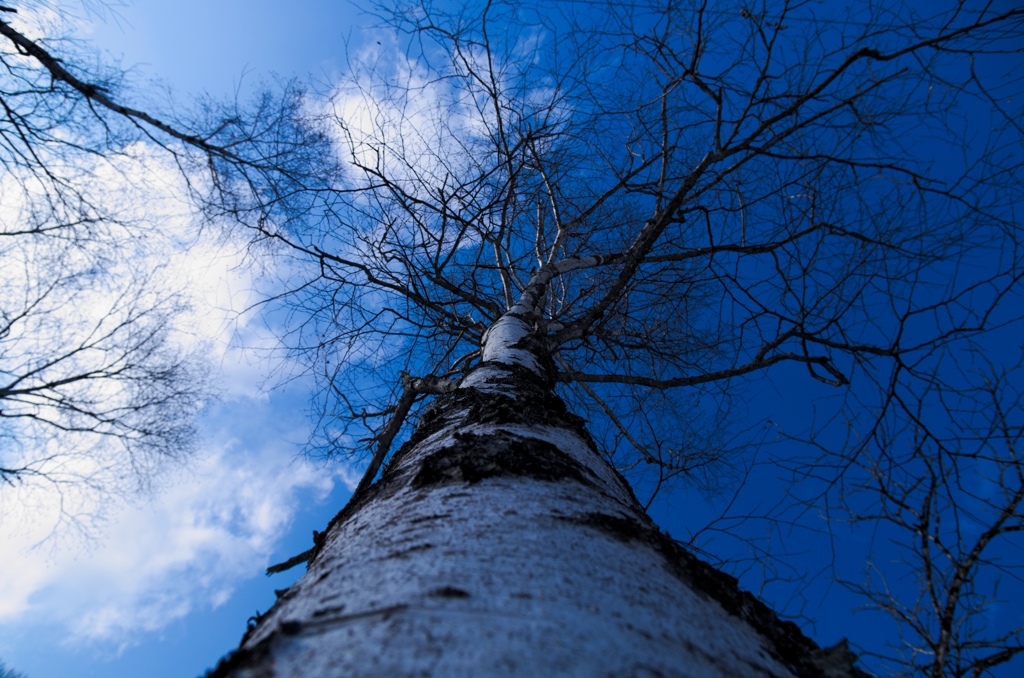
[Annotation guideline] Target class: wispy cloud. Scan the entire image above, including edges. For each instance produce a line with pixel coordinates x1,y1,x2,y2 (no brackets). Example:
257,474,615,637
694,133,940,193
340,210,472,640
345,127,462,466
0,138,357,652
0,391,356,649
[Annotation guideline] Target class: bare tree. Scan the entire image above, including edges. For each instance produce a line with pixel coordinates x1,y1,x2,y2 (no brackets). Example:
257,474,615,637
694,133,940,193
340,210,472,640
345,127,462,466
219,0,1024,499
779,348,1024,677
190,0,1024,675
0,0,379,540
0,4,239,528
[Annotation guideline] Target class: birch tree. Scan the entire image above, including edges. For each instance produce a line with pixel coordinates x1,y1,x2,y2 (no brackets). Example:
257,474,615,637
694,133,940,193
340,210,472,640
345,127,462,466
193,0,1024,675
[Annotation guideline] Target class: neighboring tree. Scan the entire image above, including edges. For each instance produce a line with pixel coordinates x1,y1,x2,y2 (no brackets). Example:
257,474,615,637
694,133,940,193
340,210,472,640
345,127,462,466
0,4,233,529
196,0,1024,675
791,353,1024,676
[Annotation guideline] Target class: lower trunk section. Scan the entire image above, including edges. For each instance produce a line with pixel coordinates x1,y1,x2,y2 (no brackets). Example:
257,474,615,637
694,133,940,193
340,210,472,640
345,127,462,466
210,363,862,678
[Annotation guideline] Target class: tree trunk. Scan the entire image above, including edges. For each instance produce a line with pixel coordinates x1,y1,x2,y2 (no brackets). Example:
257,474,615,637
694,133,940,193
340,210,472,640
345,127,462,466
209,316,865,677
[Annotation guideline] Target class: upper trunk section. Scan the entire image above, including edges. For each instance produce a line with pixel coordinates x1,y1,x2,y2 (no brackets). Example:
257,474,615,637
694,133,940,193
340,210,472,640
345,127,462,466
478,314,547,376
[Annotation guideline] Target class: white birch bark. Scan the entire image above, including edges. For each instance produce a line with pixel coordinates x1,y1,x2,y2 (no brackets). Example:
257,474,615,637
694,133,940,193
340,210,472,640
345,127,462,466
209,311,864,678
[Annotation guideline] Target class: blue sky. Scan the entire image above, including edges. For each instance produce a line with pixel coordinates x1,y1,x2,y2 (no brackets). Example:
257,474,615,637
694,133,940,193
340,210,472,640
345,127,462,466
81,0,357,96
0,2,1021,677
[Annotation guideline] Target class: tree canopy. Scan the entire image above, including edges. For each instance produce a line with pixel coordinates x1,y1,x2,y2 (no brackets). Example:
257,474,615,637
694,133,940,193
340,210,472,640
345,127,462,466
207,1,1024,673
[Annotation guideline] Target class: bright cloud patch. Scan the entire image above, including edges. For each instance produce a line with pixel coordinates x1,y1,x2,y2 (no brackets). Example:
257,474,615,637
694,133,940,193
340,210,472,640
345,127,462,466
0,134,356,652
0,409,349,646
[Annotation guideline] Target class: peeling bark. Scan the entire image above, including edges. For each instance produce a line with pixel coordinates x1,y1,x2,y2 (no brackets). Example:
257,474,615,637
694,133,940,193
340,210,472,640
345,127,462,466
209,333,867,677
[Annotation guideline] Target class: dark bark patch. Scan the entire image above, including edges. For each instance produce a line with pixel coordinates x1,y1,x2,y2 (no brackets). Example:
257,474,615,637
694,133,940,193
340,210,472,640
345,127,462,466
572,511,648,543
384,543,434,560
411,430,592,489
204,606,411,678
428,586,471,599
273,587,296,601
312,605,346,617
394,363,596,470
204,641,273,678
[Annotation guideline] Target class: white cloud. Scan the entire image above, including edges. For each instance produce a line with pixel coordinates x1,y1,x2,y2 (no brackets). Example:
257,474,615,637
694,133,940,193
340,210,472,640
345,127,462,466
0,8,358,652
0,114,356,651
327,35,494,190
0,190,357,643
0,399,356,647
0,132,305,515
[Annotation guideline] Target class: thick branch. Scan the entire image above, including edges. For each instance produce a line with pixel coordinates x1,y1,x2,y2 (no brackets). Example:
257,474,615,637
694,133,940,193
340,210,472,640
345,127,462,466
350,373,457,498
0,19,237,159
557,351,848,389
